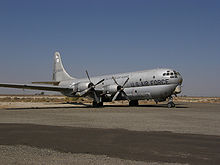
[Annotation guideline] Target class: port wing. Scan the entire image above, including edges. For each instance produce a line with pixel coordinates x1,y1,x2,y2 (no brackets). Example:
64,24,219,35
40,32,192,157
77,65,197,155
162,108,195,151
0,83,71,92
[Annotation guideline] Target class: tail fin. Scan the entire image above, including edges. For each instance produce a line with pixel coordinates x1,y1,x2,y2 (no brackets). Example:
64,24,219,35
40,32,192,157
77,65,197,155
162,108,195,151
53,52,75,81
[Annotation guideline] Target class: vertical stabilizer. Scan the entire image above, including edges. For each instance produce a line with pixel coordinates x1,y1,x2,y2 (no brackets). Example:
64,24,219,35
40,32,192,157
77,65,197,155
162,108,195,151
53,52,75,81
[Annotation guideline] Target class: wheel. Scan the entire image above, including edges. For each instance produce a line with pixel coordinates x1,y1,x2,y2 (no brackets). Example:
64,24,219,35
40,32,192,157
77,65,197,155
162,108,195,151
98,102,103,107
92,101,98,107
129,100,139,106
92,101,103,107
167,102,175,108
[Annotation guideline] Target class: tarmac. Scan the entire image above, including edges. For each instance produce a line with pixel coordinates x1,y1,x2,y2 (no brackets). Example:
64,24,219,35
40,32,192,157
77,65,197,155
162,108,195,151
0,102,220,165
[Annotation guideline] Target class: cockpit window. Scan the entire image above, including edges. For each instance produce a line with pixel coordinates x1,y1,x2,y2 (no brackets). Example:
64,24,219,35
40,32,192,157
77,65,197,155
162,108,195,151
171,72,174,75
163,73,166,76
166,73,170,76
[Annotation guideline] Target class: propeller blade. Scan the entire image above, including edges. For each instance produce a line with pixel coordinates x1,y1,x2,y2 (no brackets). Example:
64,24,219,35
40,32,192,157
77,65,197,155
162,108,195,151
78,87,92,96
122,77,129,87
86,70,91,83
112,77,119,86
94,79,105,87
121,91,130,101
112,91,120,101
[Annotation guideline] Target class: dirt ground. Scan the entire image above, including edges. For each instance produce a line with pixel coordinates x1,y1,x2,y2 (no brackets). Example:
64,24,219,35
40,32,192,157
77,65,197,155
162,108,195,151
0,95,220,164
0,102,220,164
0,95,220,109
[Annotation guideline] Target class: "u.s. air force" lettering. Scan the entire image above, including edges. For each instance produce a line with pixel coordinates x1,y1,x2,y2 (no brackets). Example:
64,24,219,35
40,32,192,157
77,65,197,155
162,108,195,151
130,79,169,87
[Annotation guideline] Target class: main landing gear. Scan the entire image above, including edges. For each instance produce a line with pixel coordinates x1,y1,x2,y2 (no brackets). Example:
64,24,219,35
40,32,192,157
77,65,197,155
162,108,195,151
167,96,175,108
129,100,139,106
92,101,103,107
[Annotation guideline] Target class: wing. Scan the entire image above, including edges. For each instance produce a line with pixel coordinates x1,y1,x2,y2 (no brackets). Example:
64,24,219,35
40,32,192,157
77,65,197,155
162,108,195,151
32,81,60,86
0,83,72,92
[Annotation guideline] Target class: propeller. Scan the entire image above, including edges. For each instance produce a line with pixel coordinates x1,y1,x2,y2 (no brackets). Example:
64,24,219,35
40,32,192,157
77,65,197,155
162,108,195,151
77,70,104,103
112,77,130,101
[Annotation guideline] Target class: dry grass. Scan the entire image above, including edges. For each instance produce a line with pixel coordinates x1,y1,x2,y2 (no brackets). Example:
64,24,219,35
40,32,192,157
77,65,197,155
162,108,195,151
174,96,220,103
0,95,220,103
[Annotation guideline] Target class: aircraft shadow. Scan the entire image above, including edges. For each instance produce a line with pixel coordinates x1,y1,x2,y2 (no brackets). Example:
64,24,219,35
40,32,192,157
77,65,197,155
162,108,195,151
4,102,92,110
103,103,188,108
3,103,188,110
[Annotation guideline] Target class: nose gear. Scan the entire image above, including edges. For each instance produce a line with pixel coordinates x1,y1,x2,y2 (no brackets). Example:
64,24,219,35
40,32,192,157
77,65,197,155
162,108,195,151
167,96,175,108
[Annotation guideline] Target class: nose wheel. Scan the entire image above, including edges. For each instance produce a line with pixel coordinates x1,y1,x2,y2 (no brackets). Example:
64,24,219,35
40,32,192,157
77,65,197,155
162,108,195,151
167,102,175,108
167,96,175,108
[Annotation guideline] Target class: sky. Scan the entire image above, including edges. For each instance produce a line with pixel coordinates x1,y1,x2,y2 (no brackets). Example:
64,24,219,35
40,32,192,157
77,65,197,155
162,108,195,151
0,0,220,96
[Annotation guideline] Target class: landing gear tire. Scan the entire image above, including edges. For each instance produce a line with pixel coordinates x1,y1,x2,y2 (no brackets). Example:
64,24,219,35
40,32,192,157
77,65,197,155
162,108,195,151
92,101,103,107
98,102,103,107
167,102,175,108
129,100,139,106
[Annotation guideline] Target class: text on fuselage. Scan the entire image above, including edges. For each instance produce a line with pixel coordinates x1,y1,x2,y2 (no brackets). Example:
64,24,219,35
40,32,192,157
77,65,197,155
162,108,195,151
130,79,169,87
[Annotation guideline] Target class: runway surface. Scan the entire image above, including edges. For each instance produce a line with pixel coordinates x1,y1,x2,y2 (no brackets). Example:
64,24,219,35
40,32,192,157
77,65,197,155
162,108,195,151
0,102,220,164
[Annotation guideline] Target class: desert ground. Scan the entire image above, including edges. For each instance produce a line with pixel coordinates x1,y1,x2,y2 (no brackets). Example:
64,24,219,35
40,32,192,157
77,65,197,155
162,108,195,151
0,95,220,165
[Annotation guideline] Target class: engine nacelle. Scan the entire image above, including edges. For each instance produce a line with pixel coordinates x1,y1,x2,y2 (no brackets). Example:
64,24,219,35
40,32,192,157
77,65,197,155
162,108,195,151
103,84,118,94
76,82,91,92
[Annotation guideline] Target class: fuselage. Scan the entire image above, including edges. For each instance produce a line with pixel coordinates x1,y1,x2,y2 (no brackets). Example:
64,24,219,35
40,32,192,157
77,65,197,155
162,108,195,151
60,68,183,102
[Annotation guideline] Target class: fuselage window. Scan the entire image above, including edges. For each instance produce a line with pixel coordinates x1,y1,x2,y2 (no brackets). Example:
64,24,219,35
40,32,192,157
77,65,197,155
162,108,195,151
140,78,142,81
153,76,155,79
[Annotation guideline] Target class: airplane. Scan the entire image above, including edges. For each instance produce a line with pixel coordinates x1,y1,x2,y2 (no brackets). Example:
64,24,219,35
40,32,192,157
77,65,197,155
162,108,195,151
0,52,183,108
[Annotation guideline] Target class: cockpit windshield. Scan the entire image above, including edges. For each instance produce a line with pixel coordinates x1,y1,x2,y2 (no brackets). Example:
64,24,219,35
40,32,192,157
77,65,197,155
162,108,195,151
162,70,179,78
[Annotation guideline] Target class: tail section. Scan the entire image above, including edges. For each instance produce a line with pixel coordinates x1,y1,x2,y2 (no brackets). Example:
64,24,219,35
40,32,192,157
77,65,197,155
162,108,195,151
53,52,75,82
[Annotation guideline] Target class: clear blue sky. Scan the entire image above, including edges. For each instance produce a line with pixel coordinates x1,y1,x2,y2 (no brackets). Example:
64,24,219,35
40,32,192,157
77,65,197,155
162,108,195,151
0,0,220,96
